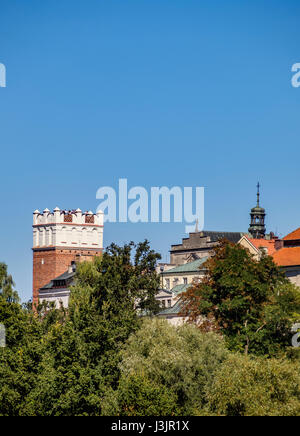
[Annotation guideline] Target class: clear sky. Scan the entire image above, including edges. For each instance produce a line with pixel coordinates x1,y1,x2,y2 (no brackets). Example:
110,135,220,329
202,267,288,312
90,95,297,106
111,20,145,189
0,0,300,301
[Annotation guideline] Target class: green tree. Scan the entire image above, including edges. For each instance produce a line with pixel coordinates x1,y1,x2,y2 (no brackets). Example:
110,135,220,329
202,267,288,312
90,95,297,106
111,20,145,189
113,372,179,416
20,241,161,416
207,353,300,416
0,267,44,416
0,262,19,303
180,240,300,356
115,318,228,415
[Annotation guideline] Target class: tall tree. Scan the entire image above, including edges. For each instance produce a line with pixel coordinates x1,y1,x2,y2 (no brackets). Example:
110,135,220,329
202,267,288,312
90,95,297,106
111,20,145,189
108,317,228,415
180,240,300,356
0,262,19,303
21,240,162,415
0,264,44,416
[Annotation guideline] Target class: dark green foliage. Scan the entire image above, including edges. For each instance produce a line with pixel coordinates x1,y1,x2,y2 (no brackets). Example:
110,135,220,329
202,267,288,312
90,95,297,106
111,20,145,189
114,373,179,416
0,241,161,416
1,238,300,416
0,262,19,303
181,240,300,356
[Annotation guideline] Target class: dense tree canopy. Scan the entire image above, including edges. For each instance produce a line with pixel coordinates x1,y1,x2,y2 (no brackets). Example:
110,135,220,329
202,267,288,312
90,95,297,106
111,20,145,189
101,318,300,416
0,241,162,416
1,239,300,416
207,353,300,416
180,240,300,356
110,318,229,415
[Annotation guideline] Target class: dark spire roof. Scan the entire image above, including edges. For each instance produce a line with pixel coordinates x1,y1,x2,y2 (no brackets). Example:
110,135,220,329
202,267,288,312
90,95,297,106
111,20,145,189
248,182,266,239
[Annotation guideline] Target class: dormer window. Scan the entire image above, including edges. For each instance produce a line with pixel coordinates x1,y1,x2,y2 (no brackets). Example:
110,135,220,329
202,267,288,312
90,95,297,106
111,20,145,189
259,246,268,255
53,280,66,288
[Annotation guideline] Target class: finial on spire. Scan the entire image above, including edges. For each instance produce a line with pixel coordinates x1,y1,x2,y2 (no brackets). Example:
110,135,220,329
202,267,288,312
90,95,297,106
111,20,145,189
257,182,260,207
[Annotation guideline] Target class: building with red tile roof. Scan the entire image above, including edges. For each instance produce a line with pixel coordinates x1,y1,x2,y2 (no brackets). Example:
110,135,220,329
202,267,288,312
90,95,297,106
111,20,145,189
238,234,278,258
271,228,300,286
246,237,277,256
283,228,300,242
273,247,300,267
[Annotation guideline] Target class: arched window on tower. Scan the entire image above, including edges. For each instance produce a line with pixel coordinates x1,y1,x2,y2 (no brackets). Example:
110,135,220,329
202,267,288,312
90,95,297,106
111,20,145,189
71,227,77,244
61,226,67,244
81,227,87,245
39,228,45,246
92,228,98,245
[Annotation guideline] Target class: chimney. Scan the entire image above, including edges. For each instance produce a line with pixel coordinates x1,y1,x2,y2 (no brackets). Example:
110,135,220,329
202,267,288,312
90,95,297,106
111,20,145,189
68,261,77,274
275,239,284,251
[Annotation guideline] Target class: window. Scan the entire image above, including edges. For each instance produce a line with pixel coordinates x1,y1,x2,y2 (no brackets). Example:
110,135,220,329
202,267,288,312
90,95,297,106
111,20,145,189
161,300,166,308
64,213,73,223
71,227,77,244
259,247,268,255
53,280,66,288
85,214,94,224
183,277,188,284
168,299,172,307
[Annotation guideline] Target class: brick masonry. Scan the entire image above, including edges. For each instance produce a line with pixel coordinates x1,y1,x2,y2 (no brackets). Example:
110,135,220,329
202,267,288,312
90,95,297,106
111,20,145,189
32,247,102,305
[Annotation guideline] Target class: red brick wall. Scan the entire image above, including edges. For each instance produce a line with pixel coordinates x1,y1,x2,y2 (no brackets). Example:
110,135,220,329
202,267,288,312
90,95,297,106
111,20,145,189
32,248,102,306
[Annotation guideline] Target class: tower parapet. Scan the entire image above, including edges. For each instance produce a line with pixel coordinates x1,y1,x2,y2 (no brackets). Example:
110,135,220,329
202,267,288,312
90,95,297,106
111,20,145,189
33,207,104,249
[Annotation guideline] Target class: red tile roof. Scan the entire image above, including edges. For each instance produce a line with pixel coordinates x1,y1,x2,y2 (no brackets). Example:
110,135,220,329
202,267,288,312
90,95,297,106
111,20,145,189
243,230,300,267
283,228,300,241
273,247,300,267
245,236,277,256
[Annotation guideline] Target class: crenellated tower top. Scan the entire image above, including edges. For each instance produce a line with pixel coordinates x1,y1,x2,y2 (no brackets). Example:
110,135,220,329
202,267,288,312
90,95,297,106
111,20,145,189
32,207,104,249
33,207,104,227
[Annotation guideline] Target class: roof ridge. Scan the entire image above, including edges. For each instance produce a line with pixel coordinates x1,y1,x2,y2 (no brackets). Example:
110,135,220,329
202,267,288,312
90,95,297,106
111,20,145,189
283,227,300,240
163,257,208,274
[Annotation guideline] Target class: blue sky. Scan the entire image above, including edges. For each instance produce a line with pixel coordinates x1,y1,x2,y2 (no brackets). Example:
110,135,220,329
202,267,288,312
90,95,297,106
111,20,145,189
0,0,300,301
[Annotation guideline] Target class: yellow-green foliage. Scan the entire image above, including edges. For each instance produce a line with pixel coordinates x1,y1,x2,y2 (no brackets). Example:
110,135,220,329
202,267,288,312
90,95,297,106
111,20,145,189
118,318,229,414
207,353,300,416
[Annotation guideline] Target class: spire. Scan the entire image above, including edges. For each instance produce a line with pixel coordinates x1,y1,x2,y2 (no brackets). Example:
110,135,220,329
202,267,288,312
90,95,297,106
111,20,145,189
248,183,266,239
195,218,199,233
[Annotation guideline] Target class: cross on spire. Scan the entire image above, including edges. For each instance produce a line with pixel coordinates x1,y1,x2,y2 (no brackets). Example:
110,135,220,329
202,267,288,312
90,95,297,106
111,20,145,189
257,182,260,207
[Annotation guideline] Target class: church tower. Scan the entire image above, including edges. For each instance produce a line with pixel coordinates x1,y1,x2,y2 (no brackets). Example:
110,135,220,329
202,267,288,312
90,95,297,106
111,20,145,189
248,183,266,239
32,207,104,306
